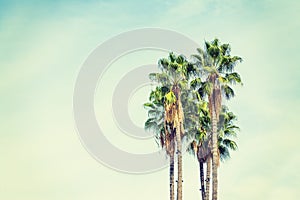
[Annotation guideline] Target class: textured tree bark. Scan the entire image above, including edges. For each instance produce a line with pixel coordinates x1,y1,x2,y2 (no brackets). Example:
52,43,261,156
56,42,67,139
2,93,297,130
211,110,218,200
199,161,205,200
176,121,183,200
170,153,175,200
205,157,211,200
172,85,183,200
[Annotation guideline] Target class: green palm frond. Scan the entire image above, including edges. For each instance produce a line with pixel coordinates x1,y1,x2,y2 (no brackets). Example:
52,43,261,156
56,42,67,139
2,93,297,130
144,118,160,132
149,72,171,86
190,78,202,90
169,52,177,63
216,106,240,163
223,128,237,137
148,86,170,103
207,45,220,59
169,62,179,72
199,81,212,98
203,66,216,73
212,38,220,46
143,102,155,109
222,84,235,100
219,144,230,161
185,62,198,78
226,125,240,131
218,76,228,84
225,72,242,85
158,58,170,71
148,108,162,118
191,54,204,66
160,86,169,95
222,139,238,151
218,56,242,73
196,47,206,56
176,54,186,64
225,111,237,122
178,79,188,90
220,43,231,55
205,41,211,50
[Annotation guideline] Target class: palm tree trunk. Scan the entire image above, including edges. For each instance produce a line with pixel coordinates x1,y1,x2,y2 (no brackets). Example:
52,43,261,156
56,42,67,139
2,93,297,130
211,110,218,200
170,153,175,200
173,85,183,200
205,157,211,200
176,125,183,200
199,160,205,200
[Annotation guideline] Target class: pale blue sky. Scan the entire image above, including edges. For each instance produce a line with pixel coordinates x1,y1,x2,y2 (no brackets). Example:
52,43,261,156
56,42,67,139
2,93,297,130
1,0,300,199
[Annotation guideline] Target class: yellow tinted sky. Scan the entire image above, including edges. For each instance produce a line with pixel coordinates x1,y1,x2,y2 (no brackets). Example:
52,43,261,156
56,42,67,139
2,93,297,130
1,0,300,199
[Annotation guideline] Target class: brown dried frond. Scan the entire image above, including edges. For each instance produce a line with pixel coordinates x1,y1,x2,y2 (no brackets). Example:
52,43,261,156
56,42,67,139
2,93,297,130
192,140,198,154
165,103,177,124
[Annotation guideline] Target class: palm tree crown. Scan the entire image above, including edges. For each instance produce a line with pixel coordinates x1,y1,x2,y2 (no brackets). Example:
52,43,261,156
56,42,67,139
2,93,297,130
191,38,242,200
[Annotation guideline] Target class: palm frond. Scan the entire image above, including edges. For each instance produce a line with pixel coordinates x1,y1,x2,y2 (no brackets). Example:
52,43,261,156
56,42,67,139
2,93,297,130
158,58,170,71
199,81,212,99
220,43,231,55
219,144,230,162
222,85,235,100
144,118,160,132
176,54,186,65
169,52,176,63
190,78,202,90
218,56,242,73
204,41,211,50
222,139,238,151
225,72,242,85
143,102,155,109
223,128,237,137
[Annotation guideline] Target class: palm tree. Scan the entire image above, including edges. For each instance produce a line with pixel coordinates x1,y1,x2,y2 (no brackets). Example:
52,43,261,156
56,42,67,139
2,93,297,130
192,39,242,200
187,103,239,200
211,107,239,200
149,52,197,200
186,100,210,200
144,86,176,200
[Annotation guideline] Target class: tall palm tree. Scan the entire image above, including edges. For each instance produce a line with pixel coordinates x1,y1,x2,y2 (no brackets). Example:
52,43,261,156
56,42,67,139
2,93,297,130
144,86,176,200
189,80,213,200
192,39,242,200
187,104,239,200
149,52,197,200
186,100,210,200
210,107,239,200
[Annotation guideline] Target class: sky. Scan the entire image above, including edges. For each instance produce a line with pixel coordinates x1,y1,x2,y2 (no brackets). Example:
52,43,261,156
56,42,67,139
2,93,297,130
1,0,300,199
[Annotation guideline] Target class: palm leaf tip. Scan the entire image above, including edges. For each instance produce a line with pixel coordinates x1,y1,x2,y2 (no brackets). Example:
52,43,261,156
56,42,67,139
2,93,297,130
222,139,238,151
143,102,154,109
225,72,242,85
222,85,235,100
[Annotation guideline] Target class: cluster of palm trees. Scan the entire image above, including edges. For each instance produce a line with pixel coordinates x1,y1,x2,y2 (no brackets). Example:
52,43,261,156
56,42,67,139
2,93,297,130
144,39,242,200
